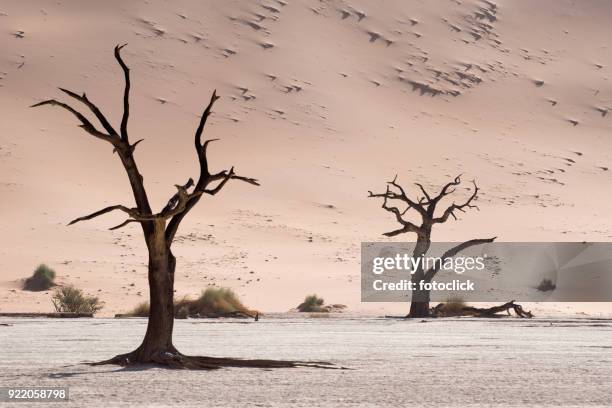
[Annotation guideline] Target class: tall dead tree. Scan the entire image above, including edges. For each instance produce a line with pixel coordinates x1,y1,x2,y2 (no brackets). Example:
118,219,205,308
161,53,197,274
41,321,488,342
369,175,496,318
33,45,332,370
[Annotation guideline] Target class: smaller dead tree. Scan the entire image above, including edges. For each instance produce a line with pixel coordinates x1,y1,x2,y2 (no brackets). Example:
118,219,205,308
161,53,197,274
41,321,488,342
369,175,496,318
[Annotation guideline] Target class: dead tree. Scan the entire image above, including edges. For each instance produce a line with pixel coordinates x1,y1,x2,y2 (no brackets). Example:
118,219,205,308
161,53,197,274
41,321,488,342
369,175,496,318
32,45,333,370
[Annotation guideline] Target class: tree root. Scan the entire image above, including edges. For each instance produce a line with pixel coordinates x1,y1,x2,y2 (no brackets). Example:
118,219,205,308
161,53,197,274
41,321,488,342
89,349,340,370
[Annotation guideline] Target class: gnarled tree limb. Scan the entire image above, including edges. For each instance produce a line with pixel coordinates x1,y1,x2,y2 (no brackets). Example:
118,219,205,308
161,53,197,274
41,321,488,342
430,174,462,203
369,174,483,237
370,186,423,237
204,167,234,196
68,204,159,232
388,175,427,216
162,178,194,214
114,44,131,142
368,175,428,221
67,204,141,226
432,180,479,224
58,88,118,137
109,219,141,231
31,99,113,143
209,170,260,186
414,182,432,203
423,237,496,282
164,92,259,244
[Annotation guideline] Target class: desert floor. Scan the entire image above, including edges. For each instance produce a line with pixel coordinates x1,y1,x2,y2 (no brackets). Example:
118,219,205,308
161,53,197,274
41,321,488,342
1,316,611,407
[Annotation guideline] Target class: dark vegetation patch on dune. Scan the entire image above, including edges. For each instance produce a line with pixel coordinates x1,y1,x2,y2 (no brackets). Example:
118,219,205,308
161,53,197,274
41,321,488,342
23,264,56,291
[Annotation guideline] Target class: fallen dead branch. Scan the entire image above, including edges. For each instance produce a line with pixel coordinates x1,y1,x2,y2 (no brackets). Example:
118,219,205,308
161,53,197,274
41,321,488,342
429,300,533,318
461,301,533,318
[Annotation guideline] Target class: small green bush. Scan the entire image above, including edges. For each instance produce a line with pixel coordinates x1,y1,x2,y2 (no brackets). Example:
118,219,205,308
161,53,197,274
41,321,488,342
23,264,56,291
51,286,103,314
297,294,327,313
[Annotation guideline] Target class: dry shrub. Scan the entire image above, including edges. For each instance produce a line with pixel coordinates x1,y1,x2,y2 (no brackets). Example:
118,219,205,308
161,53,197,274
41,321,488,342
297,294,327,312
23,264,56,291
51,285,103,314
192,287,252,316
438,296,467,316
536,278,556,292
124,287,255,318
127,301,150,317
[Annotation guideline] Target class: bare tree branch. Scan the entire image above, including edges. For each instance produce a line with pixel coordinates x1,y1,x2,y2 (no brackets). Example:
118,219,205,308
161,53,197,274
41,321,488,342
162,178,194,214
31,100,113,143
382,225,420,237
414,182,432,203
432,180,479,224
388,176,427,216
164,93,220,244
114,44,131,142
107,45,154,223
423,237,496,282
204,167,234,196
370,175,481,236
109,219,141,231
58,88,118,137
427,174,463,212
368,176,429,235
164,92,259,244
130,138,144,150
113,138,144,154
209,170,260,186
160,185,203,219
375,186,422,236
192,91,221,185
68,204,143,226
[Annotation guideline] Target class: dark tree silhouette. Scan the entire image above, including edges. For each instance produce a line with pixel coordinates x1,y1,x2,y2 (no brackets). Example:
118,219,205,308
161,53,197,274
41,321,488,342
33,45,333,370
369,175,496,318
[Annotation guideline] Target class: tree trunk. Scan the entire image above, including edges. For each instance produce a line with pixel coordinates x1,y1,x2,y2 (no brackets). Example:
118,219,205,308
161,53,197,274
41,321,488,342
408,288,430,318
408,233,431,318
131,221,176,362
135,247,176,361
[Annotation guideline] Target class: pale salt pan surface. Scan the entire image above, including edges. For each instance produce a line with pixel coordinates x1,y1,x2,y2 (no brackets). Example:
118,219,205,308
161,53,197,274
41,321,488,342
0,317,611,407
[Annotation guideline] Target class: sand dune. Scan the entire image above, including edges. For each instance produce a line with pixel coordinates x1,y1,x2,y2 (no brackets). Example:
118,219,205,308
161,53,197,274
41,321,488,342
0,0,611,316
